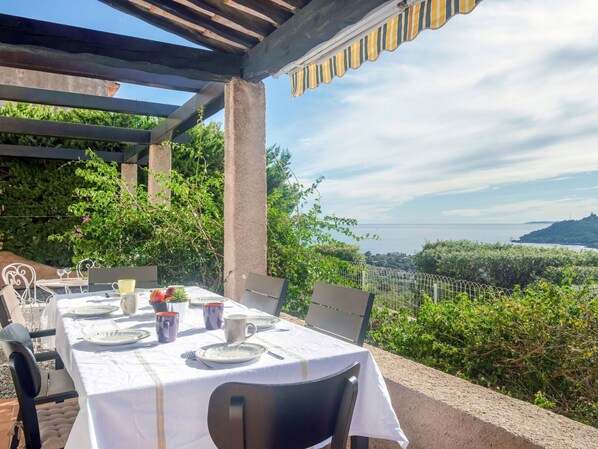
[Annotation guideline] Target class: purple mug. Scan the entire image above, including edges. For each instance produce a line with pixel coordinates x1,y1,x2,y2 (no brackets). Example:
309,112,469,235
156,312,179,343
203,302,224,330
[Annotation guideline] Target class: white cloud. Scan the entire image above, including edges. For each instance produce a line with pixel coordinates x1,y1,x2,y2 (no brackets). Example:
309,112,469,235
291,0,598,222
443,197,598,221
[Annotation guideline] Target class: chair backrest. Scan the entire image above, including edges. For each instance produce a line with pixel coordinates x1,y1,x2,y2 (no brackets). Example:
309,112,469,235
239,273,288,317
208,363,359,449
305,283,375,346
75,259,99,278
0,285,28,328
0,324,43,449
1,263,37,304
87,266,159,292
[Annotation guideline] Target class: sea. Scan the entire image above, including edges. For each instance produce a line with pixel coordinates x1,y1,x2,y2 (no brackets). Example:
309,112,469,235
335,223,591,255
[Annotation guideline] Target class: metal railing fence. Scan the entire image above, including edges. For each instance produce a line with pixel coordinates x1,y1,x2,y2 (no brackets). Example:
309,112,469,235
336,264,514,312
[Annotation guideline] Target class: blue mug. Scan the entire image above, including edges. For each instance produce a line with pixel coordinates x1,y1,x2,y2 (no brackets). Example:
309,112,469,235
203,302,224,330
156,312,179,343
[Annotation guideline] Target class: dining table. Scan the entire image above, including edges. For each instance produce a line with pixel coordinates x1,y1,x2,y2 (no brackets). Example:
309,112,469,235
44,287,409,449
36,277,88,297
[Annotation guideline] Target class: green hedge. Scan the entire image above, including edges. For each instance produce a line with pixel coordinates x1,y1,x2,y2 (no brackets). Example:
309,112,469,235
414,240,598,288
368,280,598,427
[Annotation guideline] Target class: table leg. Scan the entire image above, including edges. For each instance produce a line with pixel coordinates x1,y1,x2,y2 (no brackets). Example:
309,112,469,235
351,436,369,449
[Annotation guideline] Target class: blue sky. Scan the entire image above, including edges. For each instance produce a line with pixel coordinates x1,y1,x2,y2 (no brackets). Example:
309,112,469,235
3,0,598,224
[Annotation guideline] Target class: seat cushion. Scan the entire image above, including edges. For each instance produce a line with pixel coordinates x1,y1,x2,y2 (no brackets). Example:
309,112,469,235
38,402,79,449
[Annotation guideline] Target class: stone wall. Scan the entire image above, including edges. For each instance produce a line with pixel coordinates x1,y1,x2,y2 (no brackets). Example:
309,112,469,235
281,313,598,449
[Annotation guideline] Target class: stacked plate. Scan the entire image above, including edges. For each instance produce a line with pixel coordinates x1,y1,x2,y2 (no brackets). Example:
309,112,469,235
195,342,267,364
83,329,151,346
70,305,119,317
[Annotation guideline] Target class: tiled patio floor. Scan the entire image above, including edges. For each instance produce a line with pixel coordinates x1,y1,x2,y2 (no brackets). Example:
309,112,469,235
0,398,18,448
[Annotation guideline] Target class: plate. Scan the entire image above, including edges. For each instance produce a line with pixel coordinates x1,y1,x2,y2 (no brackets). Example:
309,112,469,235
195,342,267,364
70,305,119,317
190,296,228,306
247,315,280,330
84,329,150,346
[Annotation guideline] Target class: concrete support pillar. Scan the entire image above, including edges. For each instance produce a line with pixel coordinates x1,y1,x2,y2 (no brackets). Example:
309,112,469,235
148,140,172,206
120,163,137,196
223,78,267,300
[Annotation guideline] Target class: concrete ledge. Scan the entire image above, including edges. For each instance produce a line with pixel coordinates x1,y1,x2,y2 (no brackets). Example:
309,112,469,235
281,313,598,449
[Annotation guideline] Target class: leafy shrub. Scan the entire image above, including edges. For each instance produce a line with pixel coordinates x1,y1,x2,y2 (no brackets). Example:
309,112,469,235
0,103,158,267
414,240,598,288
51,152,224,288
368,280,598,427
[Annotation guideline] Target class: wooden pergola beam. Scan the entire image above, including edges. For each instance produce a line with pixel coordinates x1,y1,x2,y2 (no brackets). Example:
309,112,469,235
150,83,225,144
124,83,224,163
0,144,146,164
0,116,151,144
0,13,242,88
0,84,179,117
243,0,389,81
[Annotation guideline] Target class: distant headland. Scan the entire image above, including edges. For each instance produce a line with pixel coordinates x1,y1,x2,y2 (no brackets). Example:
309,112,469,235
516,213,598,249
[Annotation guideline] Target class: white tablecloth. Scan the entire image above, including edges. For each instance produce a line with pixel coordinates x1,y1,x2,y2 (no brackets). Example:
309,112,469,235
47,288,408,449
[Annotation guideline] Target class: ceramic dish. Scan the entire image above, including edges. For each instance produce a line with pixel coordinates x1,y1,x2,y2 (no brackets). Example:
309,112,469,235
70,305,119,317
83,329,150,346
190,296,229,306
195,342,267,364
247,315,281,330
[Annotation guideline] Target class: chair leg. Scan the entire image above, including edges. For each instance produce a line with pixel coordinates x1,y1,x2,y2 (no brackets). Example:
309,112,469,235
351,436,369,449
10,409,22,449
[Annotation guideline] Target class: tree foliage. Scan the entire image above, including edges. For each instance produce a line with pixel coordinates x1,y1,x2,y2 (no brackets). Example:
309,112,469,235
414,240,598,288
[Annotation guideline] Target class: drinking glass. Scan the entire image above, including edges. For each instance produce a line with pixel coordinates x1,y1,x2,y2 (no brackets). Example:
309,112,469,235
57,268,65,279
64,267,72,279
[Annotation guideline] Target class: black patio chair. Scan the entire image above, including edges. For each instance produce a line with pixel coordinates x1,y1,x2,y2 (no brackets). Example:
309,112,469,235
305,283,374,346
0,324,77,406
239,273,288,316
87,266,158,292
0,324,79,449
208,362,360,449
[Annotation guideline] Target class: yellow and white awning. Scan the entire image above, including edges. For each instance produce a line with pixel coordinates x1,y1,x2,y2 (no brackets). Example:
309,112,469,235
289,0,485,97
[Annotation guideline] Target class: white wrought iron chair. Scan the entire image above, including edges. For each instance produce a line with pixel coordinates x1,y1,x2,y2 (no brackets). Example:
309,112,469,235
1,263,45,329
75,259,98,279
75,259,99,292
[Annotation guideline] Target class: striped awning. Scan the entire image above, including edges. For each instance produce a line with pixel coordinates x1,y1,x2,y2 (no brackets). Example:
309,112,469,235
290,0,485,97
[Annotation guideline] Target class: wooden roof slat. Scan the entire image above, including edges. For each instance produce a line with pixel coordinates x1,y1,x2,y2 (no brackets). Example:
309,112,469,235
270,0,310,12
175,0,272,39
0,13,241,88
0,84,179,117
0,116,152,144
101,0,248,53
145,0,262,44
128,0,255,49
224,0,292,26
